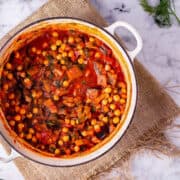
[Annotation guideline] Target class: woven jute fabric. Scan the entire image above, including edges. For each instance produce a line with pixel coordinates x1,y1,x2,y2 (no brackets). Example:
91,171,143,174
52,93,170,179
0,0,179,179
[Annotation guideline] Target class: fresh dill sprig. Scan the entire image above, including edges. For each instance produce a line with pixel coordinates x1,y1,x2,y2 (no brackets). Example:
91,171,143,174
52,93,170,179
140,0,180,27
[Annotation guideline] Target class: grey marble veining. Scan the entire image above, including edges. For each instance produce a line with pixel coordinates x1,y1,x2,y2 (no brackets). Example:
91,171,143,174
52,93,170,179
0,0,180,179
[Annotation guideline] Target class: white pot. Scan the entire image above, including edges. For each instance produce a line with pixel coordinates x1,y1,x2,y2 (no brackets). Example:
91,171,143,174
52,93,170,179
0,17,142,166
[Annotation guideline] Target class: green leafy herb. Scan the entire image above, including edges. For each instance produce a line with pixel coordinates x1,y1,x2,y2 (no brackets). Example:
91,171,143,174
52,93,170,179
140,0,180,27
46,54,54,61
45,120,60,129
78,63,86,70
91,105,96,113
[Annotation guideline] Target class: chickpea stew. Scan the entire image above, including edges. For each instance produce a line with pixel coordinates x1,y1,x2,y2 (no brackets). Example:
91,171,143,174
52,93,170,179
0,28,127,157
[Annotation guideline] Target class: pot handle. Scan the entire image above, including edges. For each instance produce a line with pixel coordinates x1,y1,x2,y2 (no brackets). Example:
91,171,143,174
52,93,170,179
104,21,143,61
0,147,21,163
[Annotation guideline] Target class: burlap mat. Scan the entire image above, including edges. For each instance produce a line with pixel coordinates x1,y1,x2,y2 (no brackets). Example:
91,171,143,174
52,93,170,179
0,0,179,179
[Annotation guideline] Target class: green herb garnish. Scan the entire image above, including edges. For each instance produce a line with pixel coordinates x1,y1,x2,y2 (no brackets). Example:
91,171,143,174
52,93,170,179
45,120,60,129
140,0,180,27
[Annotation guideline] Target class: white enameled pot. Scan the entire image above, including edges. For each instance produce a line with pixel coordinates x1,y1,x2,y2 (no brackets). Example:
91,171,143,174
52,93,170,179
0,17,142,166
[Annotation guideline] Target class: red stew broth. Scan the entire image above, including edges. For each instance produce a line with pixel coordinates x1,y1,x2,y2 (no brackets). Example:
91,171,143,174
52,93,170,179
0,29,127,157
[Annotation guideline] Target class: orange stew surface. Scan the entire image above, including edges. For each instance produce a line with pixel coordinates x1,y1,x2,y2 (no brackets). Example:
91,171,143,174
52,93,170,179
0,29,127,156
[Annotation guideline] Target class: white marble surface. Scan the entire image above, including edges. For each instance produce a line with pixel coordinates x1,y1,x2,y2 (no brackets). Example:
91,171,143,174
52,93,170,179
0,0,179,179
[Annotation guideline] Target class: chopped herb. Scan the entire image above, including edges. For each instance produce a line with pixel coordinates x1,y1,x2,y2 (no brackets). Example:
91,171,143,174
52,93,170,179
91,105,96,113
78,63,86,70
49,146,56,153
45,120,60,129
140,0,180,27
46,55,54,61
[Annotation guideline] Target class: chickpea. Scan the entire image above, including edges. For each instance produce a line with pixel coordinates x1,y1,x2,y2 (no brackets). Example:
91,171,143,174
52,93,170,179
14,115,21,121
74,146,80,152
42,42,48,48
18,123,24,132
78,58,84,64
8,93,15,99
62,52,67,57
17,65,23,71
70,119,76,126
118,82,126,89
33,107,38,114
56,40,62,46
121,88,127,94
29,128,35,134
105,64,111,71
58,140,63,146
31,47,36,53
56,54,62,60
113,89,118,93
89,37,95,42
3,84,9,91
102,116,108,123
11,100,16,106
43,59,49,66
104,87,112,94
103,106,109,113
62,135,70,142
53,95,59,101
113,117,120,124
78,49,84,55
120,98,126,104
20,72,26,78
27,113,33,119
9,120,15,126
52,31,59,37
114,109,121,116
55,148,60,155
32,136,37,143
7,73,13,80
108,97,113,103
75,37,81,43
81,131,88,137
91,119,97,125
94,52,101,58
5,102,10,108
60,44,66,51
24,78,32,86
15,52,20,58
6,63,12,70
62,80,69,87
62,127,69,133
94,124,101,132
113,95,120,102
102,99,108,106
26,133,32,140
51,44,57,51
121,93,127,99
68,36,74,44
98,114,104,120
20,108,26,115
60,59,65,65
36,50,41,55
41,145,45,150
65,118,70,124
19,132,24,138
68,51,74,58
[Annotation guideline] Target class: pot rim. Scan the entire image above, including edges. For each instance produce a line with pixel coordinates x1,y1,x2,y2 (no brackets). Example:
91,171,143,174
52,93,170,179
0,17,138,167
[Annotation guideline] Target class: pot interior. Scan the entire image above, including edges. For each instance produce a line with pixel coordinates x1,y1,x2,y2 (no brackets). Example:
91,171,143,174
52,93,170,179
0,18,137,166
